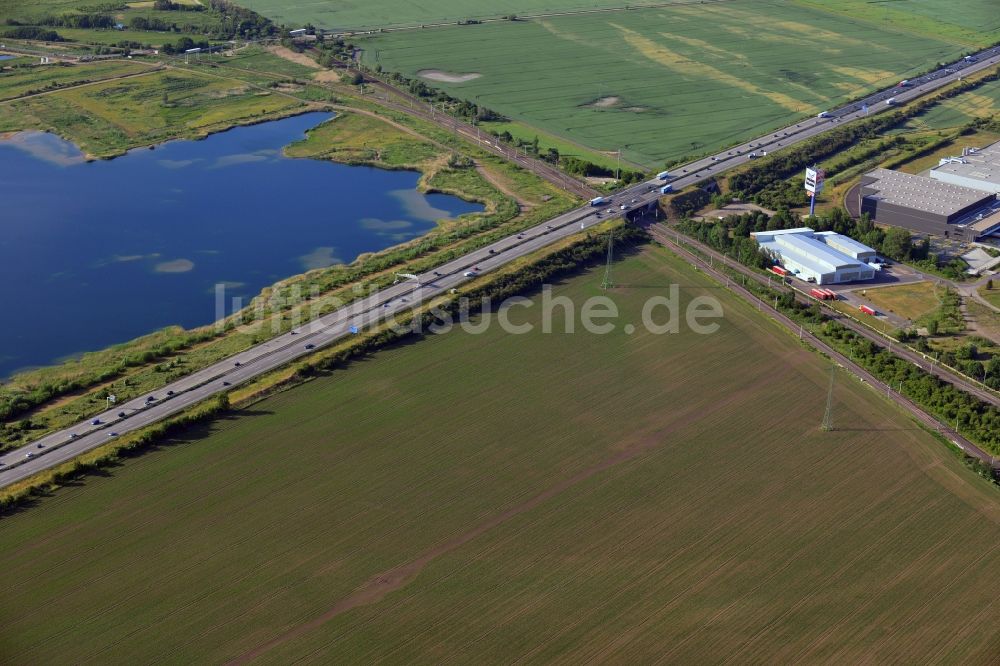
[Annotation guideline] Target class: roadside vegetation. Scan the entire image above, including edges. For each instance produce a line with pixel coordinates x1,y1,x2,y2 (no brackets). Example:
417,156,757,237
0,48,578,454
4,244,1000,663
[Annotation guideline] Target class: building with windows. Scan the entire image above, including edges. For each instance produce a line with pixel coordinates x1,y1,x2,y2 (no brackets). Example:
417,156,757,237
751,227,877,285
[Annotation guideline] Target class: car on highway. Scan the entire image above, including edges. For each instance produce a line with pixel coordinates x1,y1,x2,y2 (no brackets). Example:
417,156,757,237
305,343,315,350
167,390,174,396
222,381,231,386
463,270,478,277
69,433,79,439
26,452,35,459
118,411,126,418
234,361,241,367
146,396,155,402
109,432,119,438
489,248,496,254
91,419,101,426
433,271,442,276
37,443,44,449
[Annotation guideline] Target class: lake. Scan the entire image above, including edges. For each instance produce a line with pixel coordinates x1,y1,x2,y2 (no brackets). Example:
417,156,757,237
0,111,483,377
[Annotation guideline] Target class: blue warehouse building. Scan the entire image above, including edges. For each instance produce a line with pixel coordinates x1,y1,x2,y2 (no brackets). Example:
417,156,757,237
751,228,877,285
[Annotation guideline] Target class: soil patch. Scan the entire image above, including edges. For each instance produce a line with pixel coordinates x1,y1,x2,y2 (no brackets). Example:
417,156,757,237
267,45,320,70
590,96,620,108
417,69,481,83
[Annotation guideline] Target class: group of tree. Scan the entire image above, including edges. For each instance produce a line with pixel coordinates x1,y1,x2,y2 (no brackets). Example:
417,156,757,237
160,36,210,54
2,26,63,41
559,155,644,184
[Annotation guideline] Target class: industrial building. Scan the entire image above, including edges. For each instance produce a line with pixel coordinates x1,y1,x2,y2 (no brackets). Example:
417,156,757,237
858,168,1000,241
751,228,877,285
929,140,1000,194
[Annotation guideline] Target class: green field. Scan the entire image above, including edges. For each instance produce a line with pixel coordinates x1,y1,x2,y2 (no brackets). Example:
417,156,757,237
862,282,942,322
901,77,1000,131
798,0,1000,48
356,2,969,167
239,0,683,30
2,247,1000,662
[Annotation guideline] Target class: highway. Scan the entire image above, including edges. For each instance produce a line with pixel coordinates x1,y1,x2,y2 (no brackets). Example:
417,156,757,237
3,44,1000,488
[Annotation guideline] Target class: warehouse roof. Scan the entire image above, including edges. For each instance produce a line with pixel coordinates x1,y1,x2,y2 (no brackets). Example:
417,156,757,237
752,228,870,273
930,140,1000,190
862,168,991,216
814,231,876,257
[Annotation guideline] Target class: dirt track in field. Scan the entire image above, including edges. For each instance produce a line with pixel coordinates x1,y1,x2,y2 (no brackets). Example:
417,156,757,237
228,383,761,664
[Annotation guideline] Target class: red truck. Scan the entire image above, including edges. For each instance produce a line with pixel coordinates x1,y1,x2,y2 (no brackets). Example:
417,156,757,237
859,305,876,316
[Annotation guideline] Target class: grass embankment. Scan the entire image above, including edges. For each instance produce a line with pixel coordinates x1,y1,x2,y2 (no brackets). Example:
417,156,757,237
0,95,577,452
479,118,626,170
356,1,972,166
3,246,1000,663
980,284,1000,310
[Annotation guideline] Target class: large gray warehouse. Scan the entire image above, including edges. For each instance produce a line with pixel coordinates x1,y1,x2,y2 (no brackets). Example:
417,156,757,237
858,167,1000,241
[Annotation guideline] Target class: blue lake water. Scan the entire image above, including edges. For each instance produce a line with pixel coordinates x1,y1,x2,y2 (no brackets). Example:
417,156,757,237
0,111,483,377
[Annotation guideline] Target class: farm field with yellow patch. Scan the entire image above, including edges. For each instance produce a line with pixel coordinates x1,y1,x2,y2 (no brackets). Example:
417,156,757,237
354,1,975,166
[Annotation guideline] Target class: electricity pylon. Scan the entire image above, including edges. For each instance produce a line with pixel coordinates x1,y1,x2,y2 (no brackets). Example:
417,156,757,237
821,367,835,431
601,228,615,290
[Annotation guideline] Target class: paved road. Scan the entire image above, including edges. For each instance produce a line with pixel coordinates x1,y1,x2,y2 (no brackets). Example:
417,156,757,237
4,44,1000,488
647,223,997,467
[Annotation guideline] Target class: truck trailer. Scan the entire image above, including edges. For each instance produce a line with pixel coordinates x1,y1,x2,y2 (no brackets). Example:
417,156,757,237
589,196,608,207
656,170,671,180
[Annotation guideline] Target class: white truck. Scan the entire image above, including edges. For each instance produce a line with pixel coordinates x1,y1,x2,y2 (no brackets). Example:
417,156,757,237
817,111,831,118
656,170,671,180
659,184,673,194
589,196,608,207
886,97,896,106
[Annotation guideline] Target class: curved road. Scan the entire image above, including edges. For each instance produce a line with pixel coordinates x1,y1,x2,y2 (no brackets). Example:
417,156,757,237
3,44,1000,488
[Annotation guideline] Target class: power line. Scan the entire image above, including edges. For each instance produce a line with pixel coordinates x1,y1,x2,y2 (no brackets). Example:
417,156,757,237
601,228,615,290
821,367,835,432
